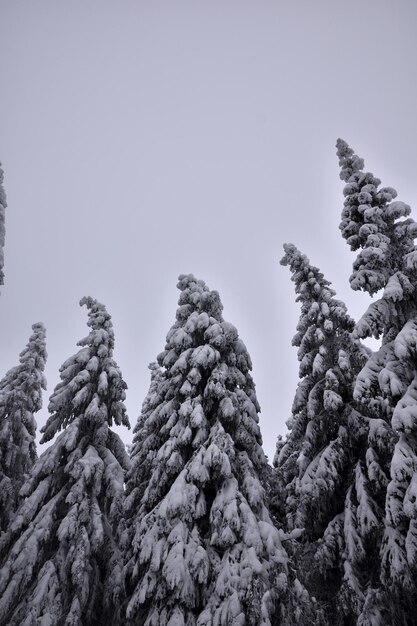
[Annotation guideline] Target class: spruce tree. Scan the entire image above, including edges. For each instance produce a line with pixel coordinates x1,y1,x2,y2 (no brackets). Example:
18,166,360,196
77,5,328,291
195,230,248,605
276,244,365,531
337,139,417,622
124,274,296,626
0,163,6,286
275,244,391,625
0,297,130,626
0,323,47,533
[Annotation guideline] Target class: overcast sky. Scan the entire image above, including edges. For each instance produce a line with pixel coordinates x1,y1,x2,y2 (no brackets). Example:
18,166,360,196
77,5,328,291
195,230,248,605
1,1,417,461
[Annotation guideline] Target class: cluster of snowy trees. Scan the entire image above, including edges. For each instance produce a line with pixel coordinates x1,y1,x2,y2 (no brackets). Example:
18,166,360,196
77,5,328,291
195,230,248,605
0,142,416,625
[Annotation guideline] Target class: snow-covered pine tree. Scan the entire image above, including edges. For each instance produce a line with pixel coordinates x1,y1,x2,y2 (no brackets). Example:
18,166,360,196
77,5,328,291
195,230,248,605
0,323,47,533
0,297,130,626
276,244,364,533
337,138,417,300
275,244,391,625
337,139,417,622
124,274,302,626
0,164,6,286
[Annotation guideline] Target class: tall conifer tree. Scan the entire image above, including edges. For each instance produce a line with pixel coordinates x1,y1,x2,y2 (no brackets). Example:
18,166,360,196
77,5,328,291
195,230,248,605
124,274,299,626
0,323,47,533
337,139,417,622
276,244,365,529
0,298,130,626
276,244,393,625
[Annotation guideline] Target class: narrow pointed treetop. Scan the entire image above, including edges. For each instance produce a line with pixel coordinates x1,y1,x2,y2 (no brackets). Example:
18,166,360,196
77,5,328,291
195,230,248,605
0,297,130,626
40,296,129,442
336,138,365,183
281,242,347,323
0,322,47,532
0,164,6,286
336,138,417,298
124,273,293,626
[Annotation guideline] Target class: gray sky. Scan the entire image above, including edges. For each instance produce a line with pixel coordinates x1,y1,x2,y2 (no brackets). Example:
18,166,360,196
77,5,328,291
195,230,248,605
1,0,417,461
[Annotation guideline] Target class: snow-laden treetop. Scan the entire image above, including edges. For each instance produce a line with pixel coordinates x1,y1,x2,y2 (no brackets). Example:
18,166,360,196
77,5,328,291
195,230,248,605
174,272,224,325
336,138,417,296
40,296,129,442
336,139,365,184
0,322,47,406
280,243,354,358
281,242,338,303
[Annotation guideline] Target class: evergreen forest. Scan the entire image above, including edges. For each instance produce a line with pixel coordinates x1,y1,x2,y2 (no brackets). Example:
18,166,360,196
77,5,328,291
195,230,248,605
0,140,416,625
